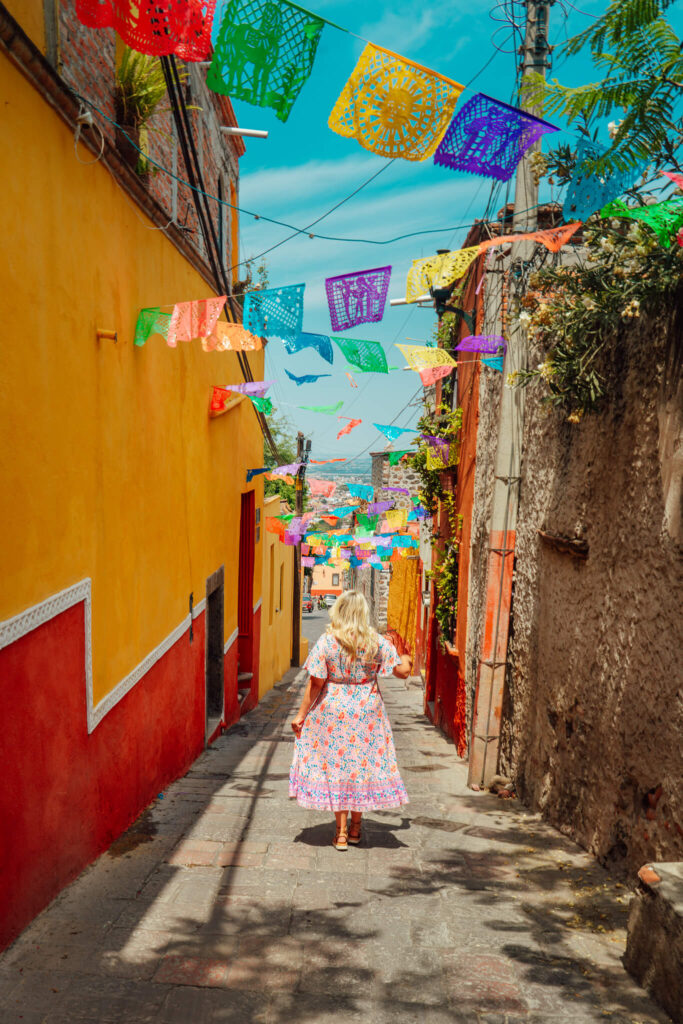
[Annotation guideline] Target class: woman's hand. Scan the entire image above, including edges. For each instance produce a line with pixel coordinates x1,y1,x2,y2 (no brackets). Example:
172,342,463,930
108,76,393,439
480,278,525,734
291,715,305,736
393,653,413,680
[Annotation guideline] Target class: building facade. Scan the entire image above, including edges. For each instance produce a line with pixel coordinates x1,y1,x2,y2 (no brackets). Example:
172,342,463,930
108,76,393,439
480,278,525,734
0,2,291,950
310,565,344,597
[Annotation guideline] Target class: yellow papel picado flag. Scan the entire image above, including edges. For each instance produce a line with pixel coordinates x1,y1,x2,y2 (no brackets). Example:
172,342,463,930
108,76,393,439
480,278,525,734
329,43,464,161
406,247,480,302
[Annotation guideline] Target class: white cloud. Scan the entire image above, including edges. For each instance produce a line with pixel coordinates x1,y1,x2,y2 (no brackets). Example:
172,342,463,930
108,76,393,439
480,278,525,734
239,153,382,212
359,1,473,59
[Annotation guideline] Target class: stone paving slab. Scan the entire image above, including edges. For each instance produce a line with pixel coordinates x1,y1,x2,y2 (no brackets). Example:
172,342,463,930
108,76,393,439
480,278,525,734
0,671,673,1023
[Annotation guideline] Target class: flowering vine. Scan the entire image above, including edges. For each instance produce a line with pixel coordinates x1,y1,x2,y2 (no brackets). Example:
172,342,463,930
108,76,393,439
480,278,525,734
508,214,683,420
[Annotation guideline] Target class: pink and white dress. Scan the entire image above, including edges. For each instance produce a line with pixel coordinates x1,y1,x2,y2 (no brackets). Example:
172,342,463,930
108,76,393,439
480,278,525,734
289,632,409,811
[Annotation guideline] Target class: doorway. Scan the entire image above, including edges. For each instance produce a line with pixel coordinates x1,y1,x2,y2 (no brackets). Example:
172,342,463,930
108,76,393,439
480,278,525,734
237,491,255,705
205,565,225,743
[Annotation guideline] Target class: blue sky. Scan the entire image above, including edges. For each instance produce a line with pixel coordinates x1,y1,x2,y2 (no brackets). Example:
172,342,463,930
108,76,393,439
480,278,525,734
212,0,616,462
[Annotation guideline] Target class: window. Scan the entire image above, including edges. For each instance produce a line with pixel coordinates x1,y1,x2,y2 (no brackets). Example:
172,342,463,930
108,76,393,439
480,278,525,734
268,545,274,625
332,574,339,587
278,564,284,612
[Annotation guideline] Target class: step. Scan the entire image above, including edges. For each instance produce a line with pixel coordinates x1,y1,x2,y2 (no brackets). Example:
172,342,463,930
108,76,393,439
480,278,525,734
624,862,683,1022
237,672,253,685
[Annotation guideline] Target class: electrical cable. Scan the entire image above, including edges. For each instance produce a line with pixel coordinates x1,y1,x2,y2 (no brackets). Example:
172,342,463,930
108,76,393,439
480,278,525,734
161,56,283,460
70,84,586,251
228,160,396,277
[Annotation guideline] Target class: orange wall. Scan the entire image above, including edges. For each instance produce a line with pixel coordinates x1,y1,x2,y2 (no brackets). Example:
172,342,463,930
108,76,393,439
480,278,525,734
311,565,343,595
0,51,264,708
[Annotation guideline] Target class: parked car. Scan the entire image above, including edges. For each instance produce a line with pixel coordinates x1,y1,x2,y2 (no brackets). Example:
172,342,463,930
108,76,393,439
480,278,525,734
302,596,313,613
323,594,337,608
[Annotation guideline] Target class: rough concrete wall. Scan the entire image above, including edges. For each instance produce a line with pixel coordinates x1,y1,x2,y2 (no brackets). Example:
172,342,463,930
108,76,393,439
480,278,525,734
499,314,683,876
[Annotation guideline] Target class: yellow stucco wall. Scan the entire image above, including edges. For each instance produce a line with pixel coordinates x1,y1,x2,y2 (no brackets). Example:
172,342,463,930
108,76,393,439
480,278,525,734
0,52,264,705
259,495,294,697
5,0,46,52
387,559,419,656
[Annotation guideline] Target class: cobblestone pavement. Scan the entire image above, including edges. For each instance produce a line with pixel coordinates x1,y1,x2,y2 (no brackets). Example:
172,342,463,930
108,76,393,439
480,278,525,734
1,672,671,1024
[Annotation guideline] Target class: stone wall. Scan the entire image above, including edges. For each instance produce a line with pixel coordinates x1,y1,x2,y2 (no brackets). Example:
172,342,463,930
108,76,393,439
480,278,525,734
369,452,422,634
497,313,683,876
353,453,422,633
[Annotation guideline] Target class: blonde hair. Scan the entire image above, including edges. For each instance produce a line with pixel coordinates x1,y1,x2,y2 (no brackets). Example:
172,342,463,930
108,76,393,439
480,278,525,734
328,590,379,663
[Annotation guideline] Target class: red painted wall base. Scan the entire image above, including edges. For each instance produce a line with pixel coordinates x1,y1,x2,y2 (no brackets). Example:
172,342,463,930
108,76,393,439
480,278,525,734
0,602,205,951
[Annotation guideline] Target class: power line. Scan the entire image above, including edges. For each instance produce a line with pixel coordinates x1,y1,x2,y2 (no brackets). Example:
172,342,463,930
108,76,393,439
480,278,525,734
230,161,396,276
74,90,582,250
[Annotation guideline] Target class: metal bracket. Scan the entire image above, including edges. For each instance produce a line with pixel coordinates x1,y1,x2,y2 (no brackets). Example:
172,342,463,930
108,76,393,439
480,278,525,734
474,732,500,744
481,659,508,669
489,547,515,556
495,475,522,484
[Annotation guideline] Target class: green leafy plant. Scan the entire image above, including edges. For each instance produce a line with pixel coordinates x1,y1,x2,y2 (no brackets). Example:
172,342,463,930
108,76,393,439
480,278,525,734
115,47,196,174
522,0,683,175
409,403,463,514
509,216,683,419
427,490,462,650
234,258,270,297
263,415,309,510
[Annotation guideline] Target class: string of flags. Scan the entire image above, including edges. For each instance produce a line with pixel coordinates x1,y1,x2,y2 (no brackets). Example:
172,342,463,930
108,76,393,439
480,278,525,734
76,0,655,236
600,196,683,247
456,335,506,354
75,0,215,60
373,424,417,442
337,417,362,440
95,0,680,525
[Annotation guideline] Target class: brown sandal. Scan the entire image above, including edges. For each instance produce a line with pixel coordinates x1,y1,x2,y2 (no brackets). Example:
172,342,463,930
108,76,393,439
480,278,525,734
348,820,362,845
333,828,348,851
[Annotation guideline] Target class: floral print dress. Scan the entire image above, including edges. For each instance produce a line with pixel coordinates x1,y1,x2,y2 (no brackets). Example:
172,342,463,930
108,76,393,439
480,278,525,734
289,632,409,811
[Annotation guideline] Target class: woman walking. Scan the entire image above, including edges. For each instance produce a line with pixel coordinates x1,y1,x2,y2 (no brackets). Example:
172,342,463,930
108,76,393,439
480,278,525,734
289,590,411,850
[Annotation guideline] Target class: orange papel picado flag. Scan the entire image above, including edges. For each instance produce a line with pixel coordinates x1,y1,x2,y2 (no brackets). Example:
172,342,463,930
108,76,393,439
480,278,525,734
328,43,464,161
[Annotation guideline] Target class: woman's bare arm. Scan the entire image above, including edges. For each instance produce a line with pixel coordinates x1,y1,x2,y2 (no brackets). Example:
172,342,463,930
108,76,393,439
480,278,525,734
392,654,413,680
291,676,325,734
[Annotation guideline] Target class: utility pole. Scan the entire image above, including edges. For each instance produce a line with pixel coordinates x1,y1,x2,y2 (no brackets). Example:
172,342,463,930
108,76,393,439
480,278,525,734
291,431,311,666
468,0,553,789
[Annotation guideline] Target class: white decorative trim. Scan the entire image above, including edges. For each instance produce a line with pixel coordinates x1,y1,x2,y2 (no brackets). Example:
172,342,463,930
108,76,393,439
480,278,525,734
0,579,92,652
224,627,238,654
0,579,195,736
192,597,206,619
89,615,191,733
253,598,262,613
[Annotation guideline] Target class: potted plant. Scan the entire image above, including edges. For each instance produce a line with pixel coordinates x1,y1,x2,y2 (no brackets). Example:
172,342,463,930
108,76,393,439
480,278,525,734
115,47,173,176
